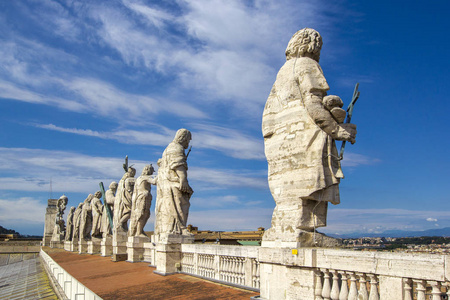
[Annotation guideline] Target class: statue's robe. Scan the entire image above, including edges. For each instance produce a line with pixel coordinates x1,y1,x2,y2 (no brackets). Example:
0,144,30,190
154,142,191,235
262,56,341,236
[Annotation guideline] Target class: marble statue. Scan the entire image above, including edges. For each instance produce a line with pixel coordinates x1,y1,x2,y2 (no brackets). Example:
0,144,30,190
51,195,68,242
261,28,357,245
65,206,76,241
90,191,103,238
129,165,157,237
79,194,94,240
72,203,83,239
101,181,117,237
154,129,193,236
114,167,136,232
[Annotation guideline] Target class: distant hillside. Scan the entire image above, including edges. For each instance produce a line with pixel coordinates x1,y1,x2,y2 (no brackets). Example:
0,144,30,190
0,225,20,236
328,227,450,239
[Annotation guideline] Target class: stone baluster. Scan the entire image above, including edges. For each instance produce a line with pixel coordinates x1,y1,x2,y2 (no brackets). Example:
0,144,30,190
348,272,358,300
338,271,348,300
357,273,369,300
368,274,379,300
240,258,245,285
321,269,331,300
403,279,413,300
223,257,228,282
428,281,442,300
252,259,258,289
413,280,426,300
231,257,237,283
314,270,323,300
330,270,340,300
446,282,450,299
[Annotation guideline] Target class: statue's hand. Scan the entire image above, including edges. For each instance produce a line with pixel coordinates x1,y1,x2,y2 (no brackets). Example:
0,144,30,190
334,123,357,144
179,179,193,194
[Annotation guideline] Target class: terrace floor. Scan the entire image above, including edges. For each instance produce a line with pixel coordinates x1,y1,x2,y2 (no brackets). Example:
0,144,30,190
43,247,259,300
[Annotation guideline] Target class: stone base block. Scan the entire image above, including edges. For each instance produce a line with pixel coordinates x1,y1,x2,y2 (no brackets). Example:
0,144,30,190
70,239,79,252
50,241,64,249
143,242,156,265
154,243,182,275
78,240,89,254
112,253,128,262
87,238,102,254
113,230,128,255
155,233,194,244
101,236,113,257
127,236,151,263
64,241,72,251
261,230,341,248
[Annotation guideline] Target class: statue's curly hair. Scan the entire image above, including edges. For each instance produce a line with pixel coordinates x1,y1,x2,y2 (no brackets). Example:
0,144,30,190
174,128,192,144
285,28,322,61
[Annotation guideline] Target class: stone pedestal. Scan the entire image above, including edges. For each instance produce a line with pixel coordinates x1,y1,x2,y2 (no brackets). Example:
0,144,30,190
50,241,64,249
127,236,151,262
113,230,128,258
258,247,316,300
101,236,113,257
154,233,194,244
261,231,341,248
143,241,156,265
42,199,59,246
64,241,72,251
87,237,102,254
70,238,79,252
153,233,194,276
78,240,89,254
154,243,182,276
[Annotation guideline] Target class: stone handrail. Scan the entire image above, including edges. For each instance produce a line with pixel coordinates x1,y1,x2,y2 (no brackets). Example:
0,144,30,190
259,247,450,299
40,249,102,300
180,244,260,291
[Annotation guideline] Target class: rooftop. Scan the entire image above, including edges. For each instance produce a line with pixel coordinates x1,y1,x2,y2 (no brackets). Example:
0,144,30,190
43,247,259,299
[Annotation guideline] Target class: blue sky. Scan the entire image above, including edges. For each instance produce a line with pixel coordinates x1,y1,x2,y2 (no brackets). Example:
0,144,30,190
1,0,449,236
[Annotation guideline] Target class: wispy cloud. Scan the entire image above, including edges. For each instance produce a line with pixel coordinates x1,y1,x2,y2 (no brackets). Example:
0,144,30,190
0,147,267,193
34,122,265,160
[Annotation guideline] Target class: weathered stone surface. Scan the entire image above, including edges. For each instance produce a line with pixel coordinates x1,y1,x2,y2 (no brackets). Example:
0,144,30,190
42,199,58,246
129,165,156,237
50,195,68,245
154,243,182,275
154,129,194,239
101,236,113,257
262,28,357,245
114,168,136,232
64,207,75,241
90,191,103,238
79,194,93,241
101,182,117,238
72,203,83,240
87,237,102,254
112,230,127,255
127,236,150,262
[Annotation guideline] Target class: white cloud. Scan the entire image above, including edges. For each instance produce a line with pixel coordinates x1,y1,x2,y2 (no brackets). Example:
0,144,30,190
0,147,267,193
341,152,381,167
35,122,265,160
0,197,46,224
320,208,450,235
427,217,438,222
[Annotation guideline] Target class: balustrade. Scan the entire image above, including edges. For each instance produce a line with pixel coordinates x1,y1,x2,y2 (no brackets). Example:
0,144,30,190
315,269,379,300
181,252,194,274
404,278,450,300
179,245,259,291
